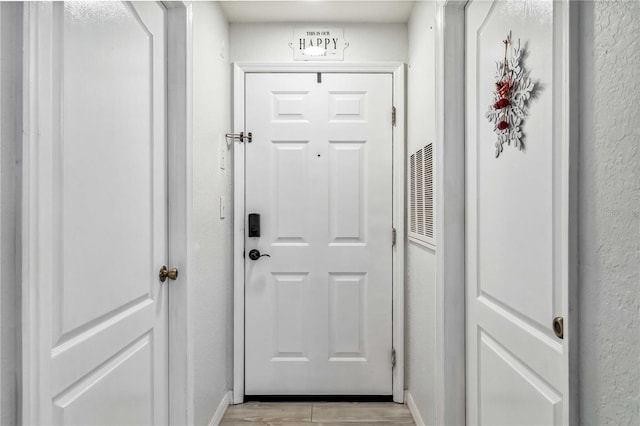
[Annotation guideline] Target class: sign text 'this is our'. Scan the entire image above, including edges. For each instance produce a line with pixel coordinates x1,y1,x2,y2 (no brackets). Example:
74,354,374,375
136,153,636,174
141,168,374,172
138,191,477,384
300,31,339,50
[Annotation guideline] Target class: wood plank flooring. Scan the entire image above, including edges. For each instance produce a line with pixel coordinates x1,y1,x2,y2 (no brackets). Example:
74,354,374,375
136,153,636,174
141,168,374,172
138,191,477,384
221,402,415,425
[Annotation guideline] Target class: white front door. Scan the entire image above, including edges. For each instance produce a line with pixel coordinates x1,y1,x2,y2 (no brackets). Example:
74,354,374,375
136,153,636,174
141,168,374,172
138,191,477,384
27,2,168,424
244,73,394,395
466,1,571,424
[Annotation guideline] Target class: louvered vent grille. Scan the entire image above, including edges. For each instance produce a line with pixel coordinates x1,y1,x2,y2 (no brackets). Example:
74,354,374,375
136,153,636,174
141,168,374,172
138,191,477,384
410,154,416,233
416,149,424,235
409,143,435,246
424,144,433,238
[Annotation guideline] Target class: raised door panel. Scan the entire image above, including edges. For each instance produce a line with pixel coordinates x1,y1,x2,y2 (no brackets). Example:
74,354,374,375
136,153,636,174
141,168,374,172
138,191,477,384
273,142,312,245
56,0,155,340
53,336,154,425
272,273,309,361
329,273,367,361
329,92,367,122
273,92,311,122
479,331,561,425
329,142,366,245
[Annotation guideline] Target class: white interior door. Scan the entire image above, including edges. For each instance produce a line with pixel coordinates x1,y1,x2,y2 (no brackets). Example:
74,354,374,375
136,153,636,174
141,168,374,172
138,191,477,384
244,73,394,395
28,2,168,424
466,1,571,424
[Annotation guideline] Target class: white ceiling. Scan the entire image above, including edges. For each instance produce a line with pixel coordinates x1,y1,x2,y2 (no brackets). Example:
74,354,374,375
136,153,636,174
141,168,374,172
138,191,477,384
218,1,416,24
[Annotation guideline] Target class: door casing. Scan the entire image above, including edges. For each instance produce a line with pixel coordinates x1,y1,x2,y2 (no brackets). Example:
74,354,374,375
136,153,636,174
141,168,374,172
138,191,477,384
434,0,580,424
232,62,406,404
21,2,195,424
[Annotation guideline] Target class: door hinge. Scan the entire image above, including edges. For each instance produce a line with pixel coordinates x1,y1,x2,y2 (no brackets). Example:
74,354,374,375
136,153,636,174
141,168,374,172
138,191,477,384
392,106,396,126
391,348,396,368
392,228,397,246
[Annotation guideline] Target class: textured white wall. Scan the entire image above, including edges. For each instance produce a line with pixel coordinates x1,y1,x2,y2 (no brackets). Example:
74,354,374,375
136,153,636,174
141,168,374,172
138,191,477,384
579,1,640,425
0,4,21,425
192,3,233,424
405,2,437,424
229,22,407,63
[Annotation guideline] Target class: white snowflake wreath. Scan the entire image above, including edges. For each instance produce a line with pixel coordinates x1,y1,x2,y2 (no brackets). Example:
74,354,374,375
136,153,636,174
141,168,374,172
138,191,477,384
486,35,535,158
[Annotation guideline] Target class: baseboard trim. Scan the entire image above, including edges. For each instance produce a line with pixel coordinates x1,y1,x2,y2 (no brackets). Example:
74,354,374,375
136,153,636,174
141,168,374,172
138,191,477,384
245,394,392,403
406,391,426,426
209,390,233,426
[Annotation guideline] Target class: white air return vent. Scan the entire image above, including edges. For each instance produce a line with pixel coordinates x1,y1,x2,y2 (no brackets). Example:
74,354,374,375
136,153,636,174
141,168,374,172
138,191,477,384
409,143,435,247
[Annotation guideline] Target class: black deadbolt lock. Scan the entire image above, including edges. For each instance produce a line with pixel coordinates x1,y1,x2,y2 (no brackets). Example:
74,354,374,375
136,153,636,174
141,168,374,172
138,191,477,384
248,213,261,237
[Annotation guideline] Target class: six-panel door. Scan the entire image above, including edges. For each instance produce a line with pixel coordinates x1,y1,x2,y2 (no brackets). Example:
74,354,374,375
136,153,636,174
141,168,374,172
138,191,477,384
244,73,394,395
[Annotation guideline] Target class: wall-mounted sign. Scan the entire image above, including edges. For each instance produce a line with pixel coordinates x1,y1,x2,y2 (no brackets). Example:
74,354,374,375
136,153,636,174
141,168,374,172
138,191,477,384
289,28,349,61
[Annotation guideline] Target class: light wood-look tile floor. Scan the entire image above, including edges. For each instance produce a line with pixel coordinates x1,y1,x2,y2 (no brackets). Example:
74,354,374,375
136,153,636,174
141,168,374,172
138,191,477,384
221,402,416,425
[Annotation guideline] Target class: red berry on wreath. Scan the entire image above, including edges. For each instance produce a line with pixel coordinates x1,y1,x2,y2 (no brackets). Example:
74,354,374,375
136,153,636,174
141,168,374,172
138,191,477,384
497,121,509,130
497,98,510,108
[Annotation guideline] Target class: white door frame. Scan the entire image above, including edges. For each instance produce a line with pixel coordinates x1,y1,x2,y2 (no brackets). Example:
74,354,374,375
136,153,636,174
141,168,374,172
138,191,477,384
434,0,580,424
233,62,406,404
21,2,195,424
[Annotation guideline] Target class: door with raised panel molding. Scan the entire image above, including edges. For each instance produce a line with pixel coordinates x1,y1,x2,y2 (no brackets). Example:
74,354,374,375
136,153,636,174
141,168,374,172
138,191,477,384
245,73,393,395
27,2,168,424
466,0,572,424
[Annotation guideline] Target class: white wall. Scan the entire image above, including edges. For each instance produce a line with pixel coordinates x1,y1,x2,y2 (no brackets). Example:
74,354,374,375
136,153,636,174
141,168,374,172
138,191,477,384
579,1,639,424
230,22,407,63
405,2,438,424
0,3,21,424
192,3,233,424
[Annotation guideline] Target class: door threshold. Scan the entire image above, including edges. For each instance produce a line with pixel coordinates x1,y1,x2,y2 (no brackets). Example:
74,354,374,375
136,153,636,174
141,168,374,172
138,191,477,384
244,395,393,403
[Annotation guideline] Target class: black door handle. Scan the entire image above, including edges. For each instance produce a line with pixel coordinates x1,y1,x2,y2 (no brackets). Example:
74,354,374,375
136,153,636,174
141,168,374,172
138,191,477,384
248,249,271,261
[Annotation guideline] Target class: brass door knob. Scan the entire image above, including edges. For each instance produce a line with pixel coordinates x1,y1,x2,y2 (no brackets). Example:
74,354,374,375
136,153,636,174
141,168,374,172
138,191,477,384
553,316,564,339
159,265,179,282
